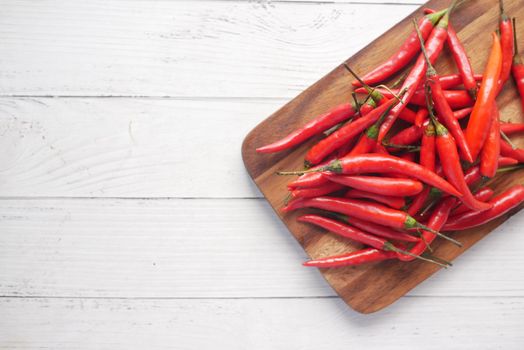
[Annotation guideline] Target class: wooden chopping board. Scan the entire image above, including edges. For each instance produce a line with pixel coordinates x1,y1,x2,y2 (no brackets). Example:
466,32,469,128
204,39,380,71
241,0,524,314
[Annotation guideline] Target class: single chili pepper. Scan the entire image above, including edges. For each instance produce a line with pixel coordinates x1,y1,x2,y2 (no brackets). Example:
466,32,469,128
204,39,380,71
344,189,406,209
352,9,446,87
299,214,446,266
452,187,494,216
387,123,424,149
415,21,474,163
497,0,514,94
414,108,428,127
330,213,420,243
356,87,474,109
290,182,344,199
399,197,456,262
447,23,477,99
378,4,456,141
302,248,398,268
279,154,462,197
398,107,418,124
453,106,473,120
420,122,436,171
325,175,423,197
417,73,483,90
500,122,524,135
443,184,524,231
429,110,492,211
304,97,399,166
465,32,503,160
284,196,462,246
408,186,432,216
500,140,524,162
512,18,524,111
480,103,501,178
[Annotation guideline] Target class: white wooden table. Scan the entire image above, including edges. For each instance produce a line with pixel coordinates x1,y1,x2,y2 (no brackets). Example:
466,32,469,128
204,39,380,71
0,1,523,348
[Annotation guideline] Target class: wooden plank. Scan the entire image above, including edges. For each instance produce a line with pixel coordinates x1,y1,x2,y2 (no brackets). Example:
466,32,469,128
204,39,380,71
242,0,524,313
0,198,523,298
0,97,283,198
1,296,523,349
0,1,418,98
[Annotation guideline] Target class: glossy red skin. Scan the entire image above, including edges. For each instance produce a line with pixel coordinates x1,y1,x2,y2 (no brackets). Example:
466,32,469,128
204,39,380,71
414,108,428,127
325,175,423,197
379,25,450,141
399,197,456,261
453,107,473,120
343,215,419,243
348,133,376,157
388,123,424,148
480,104,500,178
513,64,524,111
299,214,394,250
497,15,514,94
353,14,439,87
407,186,431,216
435,125,492,211
305,99,397,165
443,185,524,231
328,154,462,197
500,140,524,162
420,123,436,172
452,187,494,216
303,248,397,268
284,196,411,229
500,122,524,135
447,24,477,97
416,73,483,90
291,182,344,199
344,189,405,210
256,103,356,153
398,107,418,124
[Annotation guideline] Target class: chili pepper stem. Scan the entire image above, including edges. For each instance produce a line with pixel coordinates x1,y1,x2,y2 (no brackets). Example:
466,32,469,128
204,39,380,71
416,222,463,247
421,252,453,266
278,160,342,176
383,242,448,268
500,130,517,149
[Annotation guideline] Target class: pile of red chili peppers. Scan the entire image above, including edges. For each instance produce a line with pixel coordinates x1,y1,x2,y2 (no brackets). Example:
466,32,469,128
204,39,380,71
256,0,524,269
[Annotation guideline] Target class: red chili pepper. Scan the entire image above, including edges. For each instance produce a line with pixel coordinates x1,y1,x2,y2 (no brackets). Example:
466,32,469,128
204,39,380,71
279,154,462,197
304,98,399,166
443,185,524,231
284,196,462,246
256,102,358,153
414,108,429,127
452,187,494,216
352,10,446,87
496,0,514,94
387,123,425,149
447,23,477,99
302,248,397,268
512,18,524,111
334,214,420,243
465,32,503,160
415,23,474,163
500,122,524,135
431,114,492,211
397,107,418,124
290,182,344,199
344,189,406,209
417,73,483,90
378,7,454,141
420,122,436,172
480,103,500,178
453,106,473,120
408,186,431,216
500,140,524,162
325,175,423,197
399,197,456,262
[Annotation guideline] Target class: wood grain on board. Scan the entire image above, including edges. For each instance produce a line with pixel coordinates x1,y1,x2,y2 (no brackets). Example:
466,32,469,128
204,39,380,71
242,0,524,313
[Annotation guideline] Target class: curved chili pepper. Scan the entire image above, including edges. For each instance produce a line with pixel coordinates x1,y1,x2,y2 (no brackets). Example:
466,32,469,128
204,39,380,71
344,189,406,209
325,175,423,197
500,122,524,135
333,214,420,243
302,248,397,268
378,7,454,141
304,98,399,166
408,186,431,216
453,106,473,120
465,32,502,160
415,23,474,163
290,182,344,199
352,10,446,87
480,103,500,178
443,184,524,231
500,140,524,162
399,197,456,262
452,187,494,216
256,102,358,153
387,123,424,149
431,115,492,211
279,154,462,197
285,196,461,246
512,18,524,111
497,0,514,94
447,23,477,99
